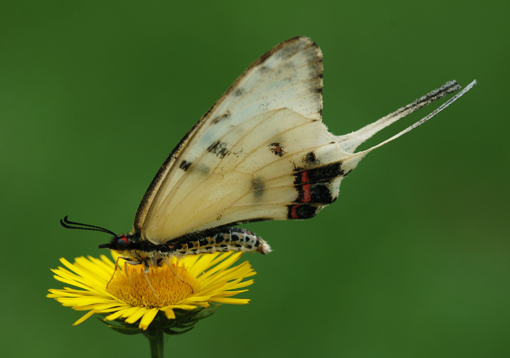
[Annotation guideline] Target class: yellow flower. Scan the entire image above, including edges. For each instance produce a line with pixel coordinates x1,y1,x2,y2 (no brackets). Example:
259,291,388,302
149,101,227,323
47,251,256,330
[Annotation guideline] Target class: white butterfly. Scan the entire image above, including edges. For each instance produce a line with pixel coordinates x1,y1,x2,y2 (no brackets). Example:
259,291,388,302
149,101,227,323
62,37,476,267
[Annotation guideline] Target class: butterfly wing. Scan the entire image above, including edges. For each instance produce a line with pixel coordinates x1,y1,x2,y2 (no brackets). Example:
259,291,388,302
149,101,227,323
134,36,350,244
133,36,473,245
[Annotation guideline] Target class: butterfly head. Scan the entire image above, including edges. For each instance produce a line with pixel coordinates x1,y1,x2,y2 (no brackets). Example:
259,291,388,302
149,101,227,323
98,234,130,251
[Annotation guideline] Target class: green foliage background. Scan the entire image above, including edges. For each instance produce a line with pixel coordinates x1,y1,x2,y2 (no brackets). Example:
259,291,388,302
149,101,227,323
1,1,508,357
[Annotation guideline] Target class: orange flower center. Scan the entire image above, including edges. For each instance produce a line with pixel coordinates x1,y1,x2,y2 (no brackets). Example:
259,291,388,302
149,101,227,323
106,261,199,308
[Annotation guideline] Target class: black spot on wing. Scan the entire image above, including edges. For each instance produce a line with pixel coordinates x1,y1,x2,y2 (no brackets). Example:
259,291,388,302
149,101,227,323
252,177,265,198
195,164,211,176
233,88,245,97
303,151,318,165
269,142,285,157
211,111,231,124
294,182,336,204
179,160,192,171
313,86,323,95
259,65,270,74
293,162,344,184
287,204,318,219
207,141,229,158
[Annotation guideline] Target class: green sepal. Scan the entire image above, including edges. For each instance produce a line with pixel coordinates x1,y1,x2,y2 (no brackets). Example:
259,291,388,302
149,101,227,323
98,303,222,336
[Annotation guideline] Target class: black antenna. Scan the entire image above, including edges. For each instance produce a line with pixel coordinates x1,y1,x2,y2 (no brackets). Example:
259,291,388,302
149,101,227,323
60,216,117,236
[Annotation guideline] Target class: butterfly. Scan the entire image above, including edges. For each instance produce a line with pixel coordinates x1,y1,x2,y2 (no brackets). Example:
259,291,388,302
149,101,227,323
61,37,476,268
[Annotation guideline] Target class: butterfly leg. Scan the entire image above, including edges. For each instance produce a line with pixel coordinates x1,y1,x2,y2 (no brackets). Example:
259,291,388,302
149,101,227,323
141,266,162,304
119,260,165,304
117,258,163,304
122,259,144,294
162,258,194,294
110,257,153,301
107,255,134,289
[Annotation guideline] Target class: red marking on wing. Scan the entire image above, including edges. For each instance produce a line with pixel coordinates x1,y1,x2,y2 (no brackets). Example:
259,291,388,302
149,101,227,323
301,171,311,203
302,184,311,202
290,205,298,219
301,171,310,183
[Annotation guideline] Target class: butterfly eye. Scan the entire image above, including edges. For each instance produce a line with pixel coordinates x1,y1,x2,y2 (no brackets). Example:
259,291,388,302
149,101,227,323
116,236,129,250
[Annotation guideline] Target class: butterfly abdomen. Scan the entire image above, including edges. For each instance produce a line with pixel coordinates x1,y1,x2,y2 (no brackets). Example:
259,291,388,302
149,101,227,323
166,228,271,256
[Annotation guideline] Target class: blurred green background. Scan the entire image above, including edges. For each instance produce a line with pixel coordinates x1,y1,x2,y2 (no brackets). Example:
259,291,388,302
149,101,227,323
1,0,508,357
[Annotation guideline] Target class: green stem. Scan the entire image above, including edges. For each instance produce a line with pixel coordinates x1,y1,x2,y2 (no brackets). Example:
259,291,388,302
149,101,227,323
145,328,164,358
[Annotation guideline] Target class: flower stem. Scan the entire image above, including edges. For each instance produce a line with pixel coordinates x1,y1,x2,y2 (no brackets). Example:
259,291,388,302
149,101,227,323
145,329,164,358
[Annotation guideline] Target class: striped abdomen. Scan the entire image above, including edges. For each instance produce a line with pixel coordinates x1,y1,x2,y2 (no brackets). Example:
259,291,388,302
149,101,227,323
166,228,271,256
